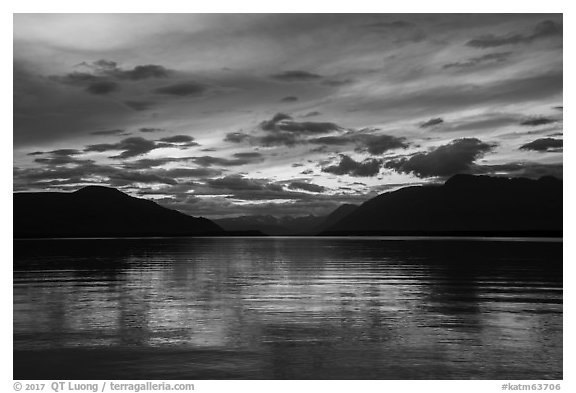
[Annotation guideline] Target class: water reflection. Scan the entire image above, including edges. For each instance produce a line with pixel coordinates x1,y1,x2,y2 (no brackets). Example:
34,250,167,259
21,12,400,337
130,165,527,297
14,238,562,379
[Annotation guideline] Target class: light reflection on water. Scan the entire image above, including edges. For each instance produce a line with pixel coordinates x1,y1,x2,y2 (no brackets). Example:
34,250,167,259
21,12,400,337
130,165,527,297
14,237,562,379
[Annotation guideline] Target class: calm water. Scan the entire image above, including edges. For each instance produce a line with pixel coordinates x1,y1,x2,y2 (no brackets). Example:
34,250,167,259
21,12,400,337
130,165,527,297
14,237,562,379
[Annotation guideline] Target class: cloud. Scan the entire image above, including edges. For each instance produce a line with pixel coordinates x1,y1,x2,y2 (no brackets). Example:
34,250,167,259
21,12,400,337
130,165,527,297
123,100,157,111
224,132,251,143
385,138,496,178
420,117,444,128
29,148,94,166
190,152,264,167
77,60,171,80
85,80,119,95
322,154,382,177
519,138,563,152
321,78,354,87
443,52,513,69
270,70,322,82
52,60,170,95
158,135,197,145
84,135,200,159
467,20,562,48
440,113,522,133
280,96,299,102
259,113,340,134
520,117,556,126
302,111,321,117
115,64,170,80
260,113,293,131
154,81,207,96
85,137,159,159
474,162,563,179
207,174,282,192
108,171,178,186
47,149,82,156
288,181,326,193
308,132,409,154
346,71,562,118
91,129,126,136
258,132,302,147
139,127,165,133
365,20,413,29
308,135,351,146
354,134,409,155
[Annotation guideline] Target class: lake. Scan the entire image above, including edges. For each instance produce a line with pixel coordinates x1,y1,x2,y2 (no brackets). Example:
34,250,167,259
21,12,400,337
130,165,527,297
13,237,562,380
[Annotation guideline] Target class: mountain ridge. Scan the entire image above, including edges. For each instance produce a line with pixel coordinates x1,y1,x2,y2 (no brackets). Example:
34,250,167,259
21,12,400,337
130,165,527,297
14,185,224,238
321,174,562,237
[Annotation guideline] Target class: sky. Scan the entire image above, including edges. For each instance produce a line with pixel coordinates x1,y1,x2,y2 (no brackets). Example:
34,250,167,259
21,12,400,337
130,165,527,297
13,13,563,218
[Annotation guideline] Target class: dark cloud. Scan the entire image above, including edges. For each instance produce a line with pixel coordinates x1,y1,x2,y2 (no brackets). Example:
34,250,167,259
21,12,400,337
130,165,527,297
91,129,125,136
385,138,496,178
443,52,513,69
123,101,157,111
117,65,170,80
29,148,91,166
258,132,302,147
260,113,293,131
52,60,170,96
77,60,171,80
270,70,322,82
14,156,224,192
48,149,82,156
85,81,119,95
233,152,263,159
356,134,409,155
308,136,351,146
288,181,326,193
224,132,251,143
85,137,159,159
519,138,563,152
161,168,222,178
520,117,556,126
467,20,562,48
302,111,321,117
322,155,382,177
260,113,340,134
280,96,299,102
308,132,408,154
420,117,444,128
158,135,197,144
190,153,264,167
139,127,165,133
154,81,207,96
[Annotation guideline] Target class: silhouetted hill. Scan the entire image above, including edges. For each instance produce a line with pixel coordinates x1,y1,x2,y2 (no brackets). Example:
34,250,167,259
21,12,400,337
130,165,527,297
14,186,224,238
322,174,562,237
312,204,358,234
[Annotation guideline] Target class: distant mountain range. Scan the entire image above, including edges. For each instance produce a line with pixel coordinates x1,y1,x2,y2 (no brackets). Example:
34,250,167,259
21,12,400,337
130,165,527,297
13,174,562,238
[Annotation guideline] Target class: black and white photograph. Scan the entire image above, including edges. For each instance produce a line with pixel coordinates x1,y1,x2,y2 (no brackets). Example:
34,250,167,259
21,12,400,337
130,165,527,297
12,10,564,384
